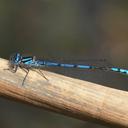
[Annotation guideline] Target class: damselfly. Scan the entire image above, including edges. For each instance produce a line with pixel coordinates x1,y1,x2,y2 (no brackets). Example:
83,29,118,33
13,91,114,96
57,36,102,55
8,53,128,85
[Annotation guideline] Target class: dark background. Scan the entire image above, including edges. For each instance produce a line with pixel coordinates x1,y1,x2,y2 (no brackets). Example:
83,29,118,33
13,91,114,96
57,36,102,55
0,0,128,128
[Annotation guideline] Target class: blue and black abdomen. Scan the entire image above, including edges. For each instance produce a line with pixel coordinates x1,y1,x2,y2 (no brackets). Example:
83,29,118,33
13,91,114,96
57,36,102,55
43,61,128,75
43,61,93,69
111,67,128,75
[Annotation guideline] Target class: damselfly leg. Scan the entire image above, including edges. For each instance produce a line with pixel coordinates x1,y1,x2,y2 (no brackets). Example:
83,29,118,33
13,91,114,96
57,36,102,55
31,69,49,81
21,68,30,86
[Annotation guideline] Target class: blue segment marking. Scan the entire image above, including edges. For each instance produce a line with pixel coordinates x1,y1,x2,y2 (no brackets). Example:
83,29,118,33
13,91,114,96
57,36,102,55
60,64,75,68
46,62,59,66
111,67,119,72
120,69,128,74
77,65,91,69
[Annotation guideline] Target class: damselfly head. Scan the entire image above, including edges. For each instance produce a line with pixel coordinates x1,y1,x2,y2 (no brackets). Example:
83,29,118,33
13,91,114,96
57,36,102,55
9,53,22,66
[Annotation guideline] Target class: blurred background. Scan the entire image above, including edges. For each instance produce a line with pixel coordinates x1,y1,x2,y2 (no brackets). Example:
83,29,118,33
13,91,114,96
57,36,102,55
0,0,128,128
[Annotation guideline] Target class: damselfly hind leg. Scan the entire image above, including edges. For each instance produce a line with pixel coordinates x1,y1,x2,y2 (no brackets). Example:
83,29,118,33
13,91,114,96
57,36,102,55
21,68,30,86
38,69,49,81
31,69,49,81
21,68,49,86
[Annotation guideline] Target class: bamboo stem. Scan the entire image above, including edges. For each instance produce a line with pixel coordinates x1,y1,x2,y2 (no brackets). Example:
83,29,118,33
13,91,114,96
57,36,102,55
0,58,128,127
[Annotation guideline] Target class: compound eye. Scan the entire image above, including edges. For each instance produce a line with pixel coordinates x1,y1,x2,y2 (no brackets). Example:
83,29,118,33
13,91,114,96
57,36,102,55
15,53,22,63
